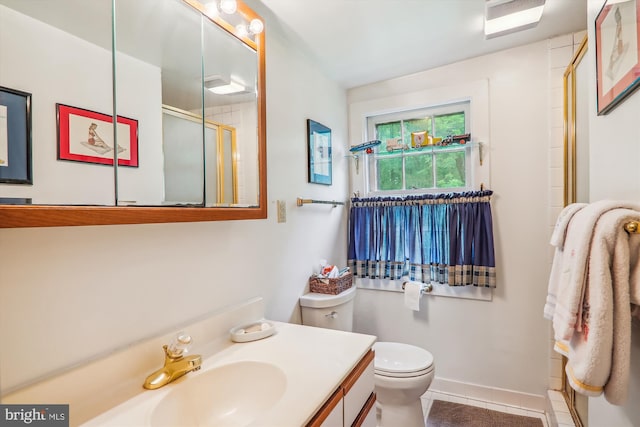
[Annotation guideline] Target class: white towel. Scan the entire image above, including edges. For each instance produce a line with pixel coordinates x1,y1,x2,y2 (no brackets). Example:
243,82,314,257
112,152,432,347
552,200,640,341
550,203,588,249
544,203,587,320
563,208,640,405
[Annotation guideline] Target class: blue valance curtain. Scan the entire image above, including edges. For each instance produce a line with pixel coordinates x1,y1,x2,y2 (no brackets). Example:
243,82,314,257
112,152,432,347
347,190,496,287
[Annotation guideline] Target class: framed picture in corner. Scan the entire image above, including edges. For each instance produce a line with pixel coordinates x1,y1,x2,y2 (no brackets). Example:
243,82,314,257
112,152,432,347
0,86,32,184
595,0,640,115
307,119,332,185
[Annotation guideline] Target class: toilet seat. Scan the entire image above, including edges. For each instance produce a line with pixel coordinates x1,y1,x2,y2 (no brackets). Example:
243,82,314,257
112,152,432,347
375,364,434,378
374,342,434,378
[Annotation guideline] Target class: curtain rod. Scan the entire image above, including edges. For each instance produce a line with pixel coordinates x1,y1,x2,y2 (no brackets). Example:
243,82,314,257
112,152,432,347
296,198,345,207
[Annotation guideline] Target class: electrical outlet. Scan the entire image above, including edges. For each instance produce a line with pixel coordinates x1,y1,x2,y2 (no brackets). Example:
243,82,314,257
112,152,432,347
277,200,286,223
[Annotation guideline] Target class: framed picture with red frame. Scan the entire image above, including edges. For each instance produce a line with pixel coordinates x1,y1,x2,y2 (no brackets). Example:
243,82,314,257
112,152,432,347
595,0,640,115
56,104,138,167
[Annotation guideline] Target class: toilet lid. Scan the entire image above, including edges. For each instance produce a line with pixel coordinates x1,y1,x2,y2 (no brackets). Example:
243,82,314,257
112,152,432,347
299,286,356,308
373,342,434,375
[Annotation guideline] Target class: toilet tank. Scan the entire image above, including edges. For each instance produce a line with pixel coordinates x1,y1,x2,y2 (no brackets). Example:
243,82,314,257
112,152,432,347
299,286,356,332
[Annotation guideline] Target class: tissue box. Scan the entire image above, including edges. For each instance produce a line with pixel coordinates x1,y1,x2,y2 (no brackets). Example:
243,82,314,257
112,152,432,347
309,272,353,295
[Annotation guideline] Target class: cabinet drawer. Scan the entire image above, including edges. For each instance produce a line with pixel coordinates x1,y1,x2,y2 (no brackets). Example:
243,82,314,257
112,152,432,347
306,349,375,427
352,392,376,427
343,351,375,427
307,387,343,427
320,394,344,427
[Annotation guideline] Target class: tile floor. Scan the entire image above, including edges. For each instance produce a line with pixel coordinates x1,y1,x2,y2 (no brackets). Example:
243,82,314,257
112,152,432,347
421,390,549,427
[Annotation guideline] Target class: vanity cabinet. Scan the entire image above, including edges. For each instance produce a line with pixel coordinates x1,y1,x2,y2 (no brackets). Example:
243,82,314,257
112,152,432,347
307,349,376,427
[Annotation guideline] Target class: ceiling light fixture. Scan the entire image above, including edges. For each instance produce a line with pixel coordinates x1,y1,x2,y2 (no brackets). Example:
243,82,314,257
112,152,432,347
484,0,546,39
205,76,246,95
209,81,245,95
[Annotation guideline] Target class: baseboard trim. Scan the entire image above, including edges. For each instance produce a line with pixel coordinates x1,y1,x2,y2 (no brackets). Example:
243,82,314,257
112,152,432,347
429,377,546,412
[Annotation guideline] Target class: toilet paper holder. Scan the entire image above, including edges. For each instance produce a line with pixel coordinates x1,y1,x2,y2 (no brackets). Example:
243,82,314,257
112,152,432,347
402,281,433,295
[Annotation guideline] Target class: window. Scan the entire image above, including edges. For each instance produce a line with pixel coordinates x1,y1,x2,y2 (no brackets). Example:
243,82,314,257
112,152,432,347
366,101,471,194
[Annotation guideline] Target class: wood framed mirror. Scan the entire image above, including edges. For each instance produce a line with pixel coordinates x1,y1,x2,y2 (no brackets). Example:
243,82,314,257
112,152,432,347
0,0,266,227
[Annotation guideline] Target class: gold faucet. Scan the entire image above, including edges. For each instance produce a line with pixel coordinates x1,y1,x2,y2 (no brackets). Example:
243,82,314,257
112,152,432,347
143,334,202,390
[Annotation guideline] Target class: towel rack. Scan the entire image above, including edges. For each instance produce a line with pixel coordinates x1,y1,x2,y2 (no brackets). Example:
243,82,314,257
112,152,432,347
296,198,345,207
625,221,640,233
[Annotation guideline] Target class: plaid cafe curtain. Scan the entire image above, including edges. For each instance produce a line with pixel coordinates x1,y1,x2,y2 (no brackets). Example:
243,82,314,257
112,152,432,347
347,190,496,287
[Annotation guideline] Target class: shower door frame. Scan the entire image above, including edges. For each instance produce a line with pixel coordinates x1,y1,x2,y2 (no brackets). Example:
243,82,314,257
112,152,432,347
561,34,589,427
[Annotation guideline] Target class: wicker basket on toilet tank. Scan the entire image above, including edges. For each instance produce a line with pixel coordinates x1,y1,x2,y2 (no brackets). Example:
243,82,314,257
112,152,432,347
308,272,353,295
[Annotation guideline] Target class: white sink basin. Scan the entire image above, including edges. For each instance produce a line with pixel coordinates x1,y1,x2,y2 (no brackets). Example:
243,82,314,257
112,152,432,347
149,361,287,427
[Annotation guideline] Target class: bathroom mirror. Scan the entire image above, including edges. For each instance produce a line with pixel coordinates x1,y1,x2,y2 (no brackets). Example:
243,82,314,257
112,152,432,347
0,0,266,227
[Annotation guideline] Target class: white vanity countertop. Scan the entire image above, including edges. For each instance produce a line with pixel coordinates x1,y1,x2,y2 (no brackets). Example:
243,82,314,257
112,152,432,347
81,322,376,427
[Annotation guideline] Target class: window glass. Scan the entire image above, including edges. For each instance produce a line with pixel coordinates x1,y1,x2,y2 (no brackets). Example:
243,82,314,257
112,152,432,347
366,101,470,194
436,151,465,188
433,113,465,138
376,122,401,153
403,117,431,147
377,156,403,191
406,154,433,189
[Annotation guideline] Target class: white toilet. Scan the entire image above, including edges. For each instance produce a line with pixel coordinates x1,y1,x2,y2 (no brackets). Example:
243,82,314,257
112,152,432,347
299,287,435,427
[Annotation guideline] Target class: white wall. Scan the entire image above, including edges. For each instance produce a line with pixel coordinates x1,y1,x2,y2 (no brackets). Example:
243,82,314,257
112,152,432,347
586,0,640,425
0,2,349,394
347,41,551,396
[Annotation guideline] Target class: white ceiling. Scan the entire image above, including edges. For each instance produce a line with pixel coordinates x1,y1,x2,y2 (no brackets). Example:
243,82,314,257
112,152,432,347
257,0,588,89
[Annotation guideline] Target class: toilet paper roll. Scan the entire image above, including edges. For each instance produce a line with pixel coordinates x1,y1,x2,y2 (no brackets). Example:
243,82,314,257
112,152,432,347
404,281,422,311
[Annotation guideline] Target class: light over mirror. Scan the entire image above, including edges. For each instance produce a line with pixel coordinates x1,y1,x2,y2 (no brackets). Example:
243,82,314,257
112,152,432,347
0,0,266,227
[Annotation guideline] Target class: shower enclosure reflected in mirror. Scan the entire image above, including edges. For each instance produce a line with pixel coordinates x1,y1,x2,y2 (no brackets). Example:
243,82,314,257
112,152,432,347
0,0,266,227
162,106,239,206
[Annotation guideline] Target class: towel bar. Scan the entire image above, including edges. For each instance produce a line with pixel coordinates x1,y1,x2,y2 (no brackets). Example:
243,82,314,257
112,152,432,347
624,221,640,234
296,198,345,207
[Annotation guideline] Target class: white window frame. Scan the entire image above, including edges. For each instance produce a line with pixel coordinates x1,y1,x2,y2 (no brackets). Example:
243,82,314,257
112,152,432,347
365,101,472,196
348,79,490,199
